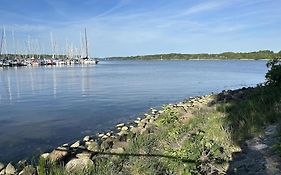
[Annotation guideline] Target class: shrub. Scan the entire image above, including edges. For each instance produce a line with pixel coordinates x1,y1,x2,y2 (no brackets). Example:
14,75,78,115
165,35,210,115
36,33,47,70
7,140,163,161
266,58,281,85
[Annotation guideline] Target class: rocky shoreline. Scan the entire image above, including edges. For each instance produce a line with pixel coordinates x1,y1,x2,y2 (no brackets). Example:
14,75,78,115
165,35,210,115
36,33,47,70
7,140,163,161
0,87,262,174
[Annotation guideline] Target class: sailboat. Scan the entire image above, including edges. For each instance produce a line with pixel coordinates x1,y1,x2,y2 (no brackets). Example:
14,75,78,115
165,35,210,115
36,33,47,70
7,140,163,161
81,28,98,64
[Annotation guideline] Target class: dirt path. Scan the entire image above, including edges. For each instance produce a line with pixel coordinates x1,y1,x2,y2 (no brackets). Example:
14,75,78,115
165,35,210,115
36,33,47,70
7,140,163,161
227,125,281,175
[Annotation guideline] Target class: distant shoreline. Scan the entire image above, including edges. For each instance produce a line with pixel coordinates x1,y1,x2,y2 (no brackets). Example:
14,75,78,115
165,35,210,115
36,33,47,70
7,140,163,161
105,58,270,61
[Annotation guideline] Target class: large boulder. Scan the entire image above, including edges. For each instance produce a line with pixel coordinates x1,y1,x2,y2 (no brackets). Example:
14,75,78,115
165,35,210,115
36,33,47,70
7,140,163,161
76,151,93,159
100,138,114,150
86,141,99,152
65,158,94,174
5,163,16,175
110,147,124,154
48,149,69,162
19,165,37,175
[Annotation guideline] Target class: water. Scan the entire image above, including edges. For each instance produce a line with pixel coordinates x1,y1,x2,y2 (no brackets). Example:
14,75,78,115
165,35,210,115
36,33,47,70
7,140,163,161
0,60,267,162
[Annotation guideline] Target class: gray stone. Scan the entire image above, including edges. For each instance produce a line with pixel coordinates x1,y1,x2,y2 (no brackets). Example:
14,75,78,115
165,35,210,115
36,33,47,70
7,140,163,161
70,141,81,148
40,153,49,159
101,139,114,150
86,142,99,152
5,163,16,175
0,169,5,175
19,165,37,175
121,126,129,131
101,135,109,140
130,127,141,134
83,136,90,142
49,149,69,162
57,146,69,151
0,162,4,171
98,133,104,138
116,123,125,128
76,151,92,159
65,158,94,174
110,147,124,154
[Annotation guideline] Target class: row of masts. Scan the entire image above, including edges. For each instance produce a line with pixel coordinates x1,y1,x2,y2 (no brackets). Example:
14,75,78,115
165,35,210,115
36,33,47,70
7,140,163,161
0,27,93,61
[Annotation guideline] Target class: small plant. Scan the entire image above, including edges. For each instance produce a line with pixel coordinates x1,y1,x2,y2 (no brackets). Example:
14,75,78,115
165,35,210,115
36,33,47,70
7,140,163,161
158,105,179,124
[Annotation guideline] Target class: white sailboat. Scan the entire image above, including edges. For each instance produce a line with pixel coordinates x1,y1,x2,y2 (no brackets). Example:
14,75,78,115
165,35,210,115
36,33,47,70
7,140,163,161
81,28,98,64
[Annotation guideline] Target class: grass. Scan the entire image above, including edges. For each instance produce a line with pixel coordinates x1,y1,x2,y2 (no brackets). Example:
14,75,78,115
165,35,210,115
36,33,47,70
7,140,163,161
37,84,281,175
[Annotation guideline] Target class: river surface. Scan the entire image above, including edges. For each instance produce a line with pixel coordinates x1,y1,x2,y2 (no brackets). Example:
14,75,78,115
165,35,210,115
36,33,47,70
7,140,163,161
0,60,268,162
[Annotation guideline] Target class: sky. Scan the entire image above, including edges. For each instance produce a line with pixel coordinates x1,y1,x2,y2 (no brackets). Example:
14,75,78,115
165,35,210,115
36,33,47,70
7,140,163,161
0,0,280,57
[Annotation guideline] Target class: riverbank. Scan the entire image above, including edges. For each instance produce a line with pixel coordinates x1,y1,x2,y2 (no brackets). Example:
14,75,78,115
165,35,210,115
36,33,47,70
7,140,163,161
0,83,280,174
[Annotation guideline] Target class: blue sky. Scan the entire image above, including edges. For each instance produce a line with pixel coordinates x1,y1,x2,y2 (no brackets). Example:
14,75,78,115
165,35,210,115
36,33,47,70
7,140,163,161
0,0,280,57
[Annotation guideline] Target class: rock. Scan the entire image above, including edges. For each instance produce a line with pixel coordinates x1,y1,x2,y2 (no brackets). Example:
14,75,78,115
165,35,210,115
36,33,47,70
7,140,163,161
40,153,49,159
130,127,141,135
137,117,141,121
140,128,148,135
48,149,69,162
62,143,69,147
16,160,27,172
138,121,146,128
5,163,16,175
101,139,114,150
70,141,81,148
98,133,104,138
83,136,90,142
65,158,94,174
0,169,5,175
110,147,124,154
19,165,37,175
121,126,129,131
116,123,125,128
106,132,111,136
0,162,4,171
101,135,109,140
76,151,92,159
117,130,128,141
86,142,99,152
134,120,140,124
57,146,69,151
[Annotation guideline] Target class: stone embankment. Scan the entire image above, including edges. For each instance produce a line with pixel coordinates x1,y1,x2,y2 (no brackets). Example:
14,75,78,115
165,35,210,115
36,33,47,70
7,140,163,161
1,86,279,174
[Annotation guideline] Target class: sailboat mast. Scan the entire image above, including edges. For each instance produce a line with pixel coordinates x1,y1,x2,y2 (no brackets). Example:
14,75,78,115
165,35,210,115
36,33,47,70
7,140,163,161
84,28,88,59
0,28,3,57
50,32,55,59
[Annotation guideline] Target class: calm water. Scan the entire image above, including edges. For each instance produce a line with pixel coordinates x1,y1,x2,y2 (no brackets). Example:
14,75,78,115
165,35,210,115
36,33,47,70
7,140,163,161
0,60,267,162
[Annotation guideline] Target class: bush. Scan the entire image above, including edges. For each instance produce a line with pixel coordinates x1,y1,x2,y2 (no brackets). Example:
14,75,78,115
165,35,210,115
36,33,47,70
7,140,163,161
266,58,281,85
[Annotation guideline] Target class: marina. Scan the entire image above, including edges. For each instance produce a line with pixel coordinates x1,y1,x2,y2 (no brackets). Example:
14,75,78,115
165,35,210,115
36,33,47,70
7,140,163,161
0,28,98,68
